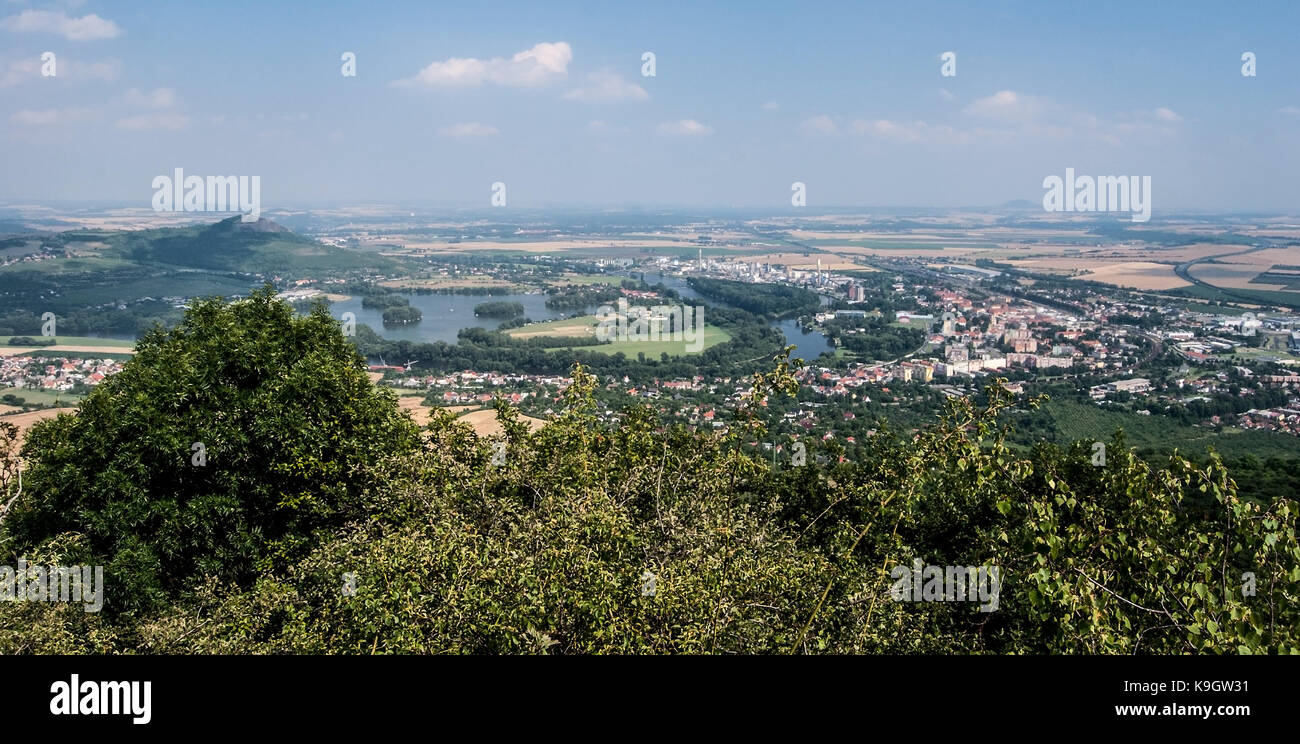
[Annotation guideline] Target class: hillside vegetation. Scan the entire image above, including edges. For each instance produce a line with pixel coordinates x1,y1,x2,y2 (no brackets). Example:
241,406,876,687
0,290,1296,654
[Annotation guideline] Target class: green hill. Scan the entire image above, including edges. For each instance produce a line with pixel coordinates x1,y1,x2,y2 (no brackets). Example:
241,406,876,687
115,216,390,274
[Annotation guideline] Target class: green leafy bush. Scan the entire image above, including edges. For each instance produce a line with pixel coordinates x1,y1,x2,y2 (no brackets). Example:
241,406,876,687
2,286,420,618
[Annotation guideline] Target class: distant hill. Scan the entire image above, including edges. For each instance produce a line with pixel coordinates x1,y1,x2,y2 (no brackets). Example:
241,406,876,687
116,216,390,274
1000,199,1039,209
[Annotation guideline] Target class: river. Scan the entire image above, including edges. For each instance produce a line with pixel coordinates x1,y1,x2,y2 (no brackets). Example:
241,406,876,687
633,272,834,360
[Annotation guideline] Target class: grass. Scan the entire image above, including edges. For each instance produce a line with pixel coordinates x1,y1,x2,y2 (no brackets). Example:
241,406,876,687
1030,400,1299,460
506,314,732,356
0,386,82,407
1228,347,1300,363
0,256,136,274
589,325,732,356
506,316,600,338
61,274,256,306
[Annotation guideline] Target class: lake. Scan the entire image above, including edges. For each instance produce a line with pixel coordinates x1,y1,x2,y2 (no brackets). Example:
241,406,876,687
331,292,587,345
332,273,834,361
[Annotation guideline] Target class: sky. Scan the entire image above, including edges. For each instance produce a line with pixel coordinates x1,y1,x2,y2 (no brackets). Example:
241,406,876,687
2,0,1298,213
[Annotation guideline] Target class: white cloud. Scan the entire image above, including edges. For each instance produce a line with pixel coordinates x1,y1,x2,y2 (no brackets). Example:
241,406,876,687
563,70,647,102
938,88,955,101
964,90,1048,121
825,93,1181,150
1103,108,1185,144
439,121,498,137
392,41,571,88
0,57,37,87
9,107,95,125
761,101,779,110
124,87,176,109
853,119,933,142
800,114,838,135
658,119,713,136
1153,107,1181,123
1281,106,1300,116
851,118,997,145
115,113,189,131
0,55,120,86
960,91,1164,144
0,10,121,41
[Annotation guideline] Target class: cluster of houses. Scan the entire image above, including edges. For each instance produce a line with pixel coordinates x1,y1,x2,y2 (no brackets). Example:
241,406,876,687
1236,407,1300,436
0,355,122,393
376,369,571,407
834,286,1140,382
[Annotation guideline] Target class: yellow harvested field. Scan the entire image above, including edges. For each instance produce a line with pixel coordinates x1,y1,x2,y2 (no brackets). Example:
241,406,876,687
789,231,957,242
1153,243,1255,262
397,395,434,427
1215,246,1300,266
457,408,545,437
1188,263,1288,290
834,245,987,258
0,408,68,439
1248,228,1300,240
398,397,545,436
1079,262,1190,290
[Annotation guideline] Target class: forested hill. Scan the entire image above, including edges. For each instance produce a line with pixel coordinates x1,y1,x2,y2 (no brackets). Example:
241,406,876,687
114,216,388,274
0,289,1295,654
0,219,391,335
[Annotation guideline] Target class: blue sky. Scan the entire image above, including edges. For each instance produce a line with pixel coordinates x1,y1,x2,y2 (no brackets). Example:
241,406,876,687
2,0,1298,211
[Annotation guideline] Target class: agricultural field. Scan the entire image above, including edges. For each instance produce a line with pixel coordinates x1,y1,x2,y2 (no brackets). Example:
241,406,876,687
0,386,82,407
0,408,69,441
391,384,543,435
1078,261,1190,290
0,336,136,357
1188,262,1287,290
456,408,545,437
506,316,600,338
